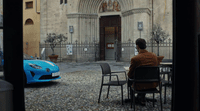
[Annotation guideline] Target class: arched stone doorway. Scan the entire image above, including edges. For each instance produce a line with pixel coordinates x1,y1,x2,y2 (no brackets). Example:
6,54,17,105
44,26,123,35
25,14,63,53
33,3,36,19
66,0,152,61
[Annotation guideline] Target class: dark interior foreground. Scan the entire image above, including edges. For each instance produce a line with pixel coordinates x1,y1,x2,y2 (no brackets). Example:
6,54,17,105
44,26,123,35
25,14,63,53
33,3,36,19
2,0,200,110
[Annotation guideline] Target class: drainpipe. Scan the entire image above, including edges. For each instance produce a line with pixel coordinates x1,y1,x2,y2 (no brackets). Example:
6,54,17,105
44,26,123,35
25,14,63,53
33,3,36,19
35,0,40,14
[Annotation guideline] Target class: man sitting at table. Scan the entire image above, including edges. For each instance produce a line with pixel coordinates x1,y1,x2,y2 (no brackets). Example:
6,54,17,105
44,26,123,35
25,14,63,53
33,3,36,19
128,38,159,105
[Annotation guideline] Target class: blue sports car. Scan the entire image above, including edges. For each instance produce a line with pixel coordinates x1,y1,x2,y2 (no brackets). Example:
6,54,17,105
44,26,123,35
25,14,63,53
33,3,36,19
0,52,61,84
23,53,61,84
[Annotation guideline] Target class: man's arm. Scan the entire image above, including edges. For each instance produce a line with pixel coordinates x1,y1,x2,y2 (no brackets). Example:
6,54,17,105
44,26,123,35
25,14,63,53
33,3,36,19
128,57,137,79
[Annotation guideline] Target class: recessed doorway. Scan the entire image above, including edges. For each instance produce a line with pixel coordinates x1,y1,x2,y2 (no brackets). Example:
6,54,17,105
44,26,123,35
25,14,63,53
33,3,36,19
100,15,121,60
105,27,116,60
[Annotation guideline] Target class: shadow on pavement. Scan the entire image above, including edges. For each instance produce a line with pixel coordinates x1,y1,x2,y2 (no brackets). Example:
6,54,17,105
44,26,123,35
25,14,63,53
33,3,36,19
25,81,59,88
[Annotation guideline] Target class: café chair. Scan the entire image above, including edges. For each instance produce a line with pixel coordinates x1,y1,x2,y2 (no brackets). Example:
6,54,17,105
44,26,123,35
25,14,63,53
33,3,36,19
160,59,172,82
98,63,127,105
160,67,172,104
159,59,172,104
129,66,162,111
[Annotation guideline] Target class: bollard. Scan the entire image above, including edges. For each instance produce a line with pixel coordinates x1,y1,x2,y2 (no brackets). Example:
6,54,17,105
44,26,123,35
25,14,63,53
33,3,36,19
0,79,13,111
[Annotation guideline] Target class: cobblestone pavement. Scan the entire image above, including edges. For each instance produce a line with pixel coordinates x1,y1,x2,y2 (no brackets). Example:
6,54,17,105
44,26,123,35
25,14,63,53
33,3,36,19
0,61,172,110
25,61,172,111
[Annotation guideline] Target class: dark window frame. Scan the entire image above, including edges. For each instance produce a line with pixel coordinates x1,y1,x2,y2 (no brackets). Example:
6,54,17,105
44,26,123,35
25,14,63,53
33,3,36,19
25,1,33,9
60,0,63,4
65,0,67,4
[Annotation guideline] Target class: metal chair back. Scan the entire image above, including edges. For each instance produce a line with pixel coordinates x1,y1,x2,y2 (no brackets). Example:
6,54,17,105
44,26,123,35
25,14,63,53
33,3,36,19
130,66,163,110
134,66,160,83
98,63,127,105
100,63,111,75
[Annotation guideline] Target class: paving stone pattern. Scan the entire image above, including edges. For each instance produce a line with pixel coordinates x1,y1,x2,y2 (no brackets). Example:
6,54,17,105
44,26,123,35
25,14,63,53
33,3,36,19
24,62,172,111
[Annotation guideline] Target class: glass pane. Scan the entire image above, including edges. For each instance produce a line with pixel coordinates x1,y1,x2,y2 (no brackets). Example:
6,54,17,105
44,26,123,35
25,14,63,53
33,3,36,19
23,0,173,110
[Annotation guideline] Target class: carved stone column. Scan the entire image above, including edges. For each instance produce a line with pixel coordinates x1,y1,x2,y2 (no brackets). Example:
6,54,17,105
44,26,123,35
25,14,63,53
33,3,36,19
67,13,98,43
122,8,151,41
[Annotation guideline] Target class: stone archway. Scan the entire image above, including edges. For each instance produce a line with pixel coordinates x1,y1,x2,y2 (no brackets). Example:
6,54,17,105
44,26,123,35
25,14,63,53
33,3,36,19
66,0,152,61
70,0,152,43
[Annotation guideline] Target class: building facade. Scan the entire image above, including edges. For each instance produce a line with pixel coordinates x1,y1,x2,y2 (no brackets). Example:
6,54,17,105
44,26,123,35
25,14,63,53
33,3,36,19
23,0,40,57
40,0,172,61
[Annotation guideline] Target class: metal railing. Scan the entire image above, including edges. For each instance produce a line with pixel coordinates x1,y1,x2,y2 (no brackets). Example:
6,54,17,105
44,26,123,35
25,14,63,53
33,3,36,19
117,40,173,61
40,40,172,62
39,41,100,62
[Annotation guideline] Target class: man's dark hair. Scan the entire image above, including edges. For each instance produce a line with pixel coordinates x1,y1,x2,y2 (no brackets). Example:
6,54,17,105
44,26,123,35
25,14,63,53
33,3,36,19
135,38,146,49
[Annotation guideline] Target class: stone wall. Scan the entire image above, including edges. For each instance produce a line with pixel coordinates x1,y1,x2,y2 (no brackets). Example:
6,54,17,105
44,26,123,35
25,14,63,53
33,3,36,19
133,0,150,9
40,0,173,60
67,14,99,43
40,0,68,44
153,0,173,40
23,0,41,57
40,0,173,42
122,8,151,42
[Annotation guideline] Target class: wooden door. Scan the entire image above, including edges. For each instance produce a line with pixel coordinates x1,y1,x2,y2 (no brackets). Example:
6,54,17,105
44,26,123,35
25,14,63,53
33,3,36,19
100,15,121,60
118,17,121,59
118,17,121,42
100,18,105,60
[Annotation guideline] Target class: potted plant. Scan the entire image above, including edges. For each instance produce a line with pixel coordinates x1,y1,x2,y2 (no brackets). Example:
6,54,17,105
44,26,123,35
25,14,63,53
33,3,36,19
151,24,170,64
44,33,68,62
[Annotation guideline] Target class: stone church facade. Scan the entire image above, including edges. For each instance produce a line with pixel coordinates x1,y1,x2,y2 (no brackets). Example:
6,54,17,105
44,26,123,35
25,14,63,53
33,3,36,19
40,0,172,61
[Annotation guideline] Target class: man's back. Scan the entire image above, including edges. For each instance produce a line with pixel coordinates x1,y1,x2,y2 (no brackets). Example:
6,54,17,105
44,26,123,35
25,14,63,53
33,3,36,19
133,50,158,67
128,49,158,90
128,49,158,78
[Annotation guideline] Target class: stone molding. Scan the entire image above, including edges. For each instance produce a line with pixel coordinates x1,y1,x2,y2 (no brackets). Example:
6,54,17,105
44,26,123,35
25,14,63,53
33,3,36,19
122,8,151,17
67,8,151,18
67,13,98,19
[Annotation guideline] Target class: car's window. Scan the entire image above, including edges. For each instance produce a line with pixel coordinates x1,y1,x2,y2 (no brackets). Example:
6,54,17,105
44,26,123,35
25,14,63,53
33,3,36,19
23,53,34,60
